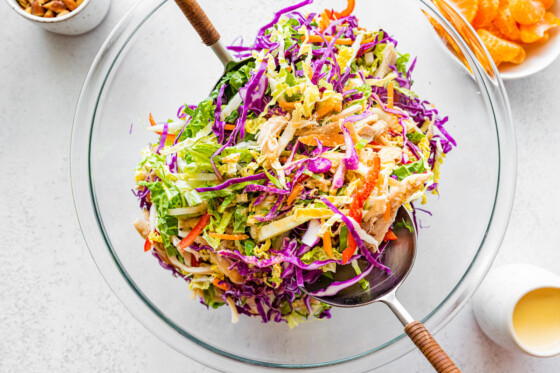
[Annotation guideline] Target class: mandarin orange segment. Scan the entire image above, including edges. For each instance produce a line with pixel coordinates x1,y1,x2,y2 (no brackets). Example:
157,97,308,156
509,43,527,62
448,0,480,22
493,3,521,40
477,28,526,65
486,22,506,37
509,0,546,25
472,0,500,27
520,11,560,42
538,0,555,9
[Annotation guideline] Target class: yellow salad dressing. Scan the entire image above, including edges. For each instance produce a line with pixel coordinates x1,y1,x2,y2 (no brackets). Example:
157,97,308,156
512,287,560,351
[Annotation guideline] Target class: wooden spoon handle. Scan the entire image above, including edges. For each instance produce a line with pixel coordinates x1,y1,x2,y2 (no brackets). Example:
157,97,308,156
174,0,220,46
404,321,461,373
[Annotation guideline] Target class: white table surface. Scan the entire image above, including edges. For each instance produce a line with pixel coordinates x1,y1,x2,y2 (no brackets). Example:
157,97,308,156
1,1,560,372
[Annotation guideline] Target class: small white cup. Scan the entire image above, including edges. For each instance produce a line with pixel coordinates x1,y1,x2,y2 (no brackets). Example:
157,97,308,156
473,263,560,357
5,0,110,35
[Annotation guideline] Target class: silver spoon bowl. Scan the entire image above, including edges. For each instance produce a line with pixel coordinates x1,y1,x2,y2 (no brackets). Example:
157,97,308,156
303,208,460,372
303,207,415,311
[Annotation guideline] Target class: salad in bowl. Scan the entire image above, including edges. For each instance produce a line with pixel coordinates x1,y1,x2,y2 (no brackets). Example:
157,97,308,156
133,0,454,327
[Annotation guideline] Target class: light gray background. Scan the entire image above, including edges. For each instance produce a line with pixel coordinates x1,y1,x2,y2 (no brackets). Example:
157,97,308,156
1,1,559,372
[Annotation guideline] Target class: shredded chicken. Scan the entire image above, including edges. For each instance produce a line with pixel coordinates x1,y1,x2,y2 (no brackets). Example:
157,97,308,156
210,251,244,284
256,116,289,162
378,146,402,164
356,120,388,142
354,113,379,128
297,121,342,137
363,172,432,243
153,242,174,266
277,121,296,157
168,254,214,275
371,107,399,130
133,219,150,239
142,209,150,221
373,43,397,78
226,296,240,324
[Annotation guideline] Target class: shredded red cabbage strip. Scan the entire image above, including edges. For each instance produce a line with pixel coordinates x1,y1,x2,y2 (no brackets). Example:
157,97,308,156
195,173,266,193
309,263,374,297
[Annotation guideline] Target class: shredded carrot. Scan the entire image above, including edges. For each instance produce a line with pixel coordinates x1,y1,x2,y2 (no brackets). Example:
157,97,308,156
321,219,334,259
342,155,381,264
208,233,250,240
384,229,398,241
287,183,305,206
387,81,394,109
149,113,156,127
305,35,375,45
299,134,346,147
279,101,300,110
358,36,376,45
375,174,384,193
334,0,356,18
383,200,392,222
315,103,336,119
155,132,176,143
224,124,236,131
319,10,331,31
213,278,229,291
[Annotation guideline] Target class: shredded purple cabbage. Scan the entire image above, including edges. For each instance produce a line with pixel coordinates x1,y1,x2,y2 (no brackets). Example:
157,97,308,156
243,184,290,195
196,173,266,193
155,123,168,154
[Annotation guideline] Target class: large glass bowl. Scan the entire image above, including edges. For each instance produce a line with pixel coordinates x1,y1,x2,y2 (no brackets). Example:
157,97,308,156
70,0,516,371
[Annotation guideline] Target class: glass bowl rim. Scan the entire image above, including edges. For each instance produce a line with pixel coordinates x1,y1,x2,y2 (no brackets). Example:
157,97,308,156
70,0,517,370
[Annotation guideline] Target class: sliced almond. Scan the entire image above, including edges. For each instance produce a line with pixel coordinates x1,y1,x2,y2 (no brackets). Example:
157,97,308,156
56,9,70,17
44,9,54,17
17,0,30,8
61,0,77,11
31,1,45,16
43,0,66,13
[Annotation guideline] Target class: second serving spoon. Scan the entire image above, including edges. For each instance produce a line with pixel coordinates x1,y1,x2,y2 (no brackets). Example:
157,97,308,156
174,0,254,80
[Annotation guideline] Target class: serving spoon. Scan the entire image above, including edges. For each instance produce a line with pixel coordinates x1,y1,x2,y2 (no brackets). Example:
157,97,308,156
173,2,460,371
303,207,460,373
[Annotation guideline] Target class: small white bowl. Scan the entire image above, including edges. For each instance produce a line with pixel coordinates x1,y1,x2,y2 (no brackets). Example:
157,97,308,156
5,0,110,35
472,263,560,357
499,2,560,80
